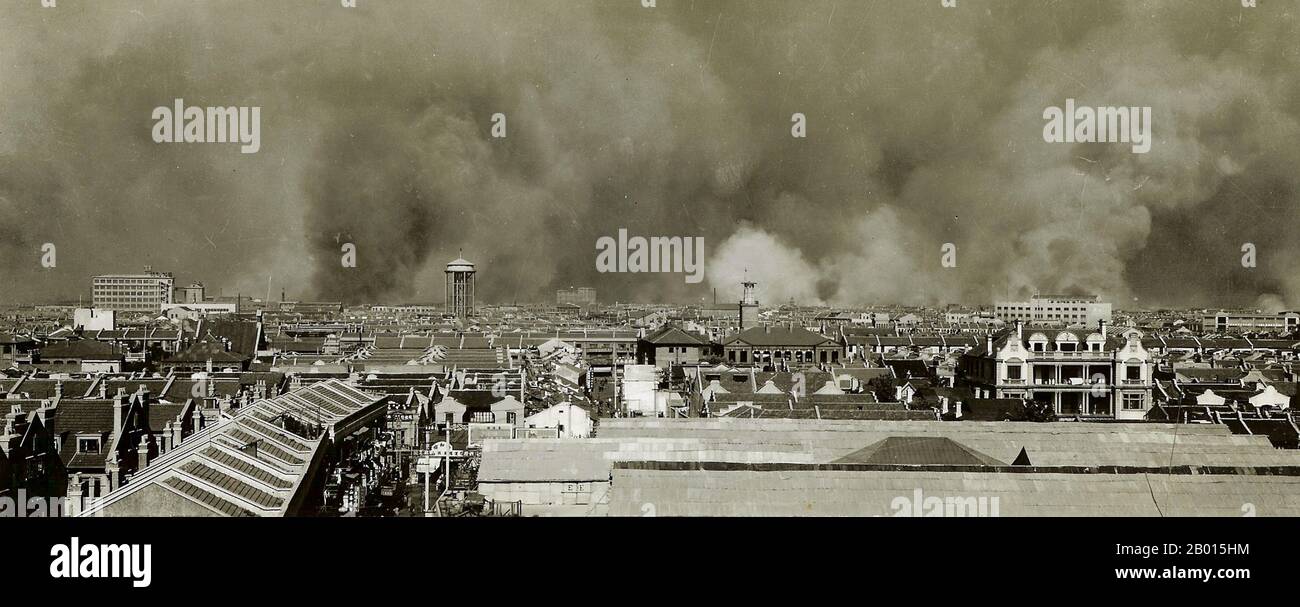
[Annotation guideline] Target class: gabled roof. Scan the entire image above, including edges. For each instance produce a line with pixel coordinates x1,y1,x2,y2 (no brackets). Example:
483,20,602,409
723,326,836,347
643,325,711,346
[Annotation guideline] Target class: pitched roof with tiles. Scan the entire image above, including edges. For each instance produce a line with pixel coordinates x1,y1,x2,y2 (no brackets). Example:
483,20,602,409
723,326,837,347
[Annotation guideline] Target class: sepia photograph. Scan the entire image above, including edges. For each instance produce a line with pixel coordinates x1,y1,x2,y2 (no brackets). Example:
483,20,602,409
0,0,1293,593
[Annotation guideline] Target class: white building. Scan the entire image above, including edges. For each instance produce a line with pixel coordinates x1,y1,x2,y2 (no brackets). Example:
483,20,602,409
524,403,594,438
73,308,115,331
91,268,175,313
620,364,663,417
994,294,1111,326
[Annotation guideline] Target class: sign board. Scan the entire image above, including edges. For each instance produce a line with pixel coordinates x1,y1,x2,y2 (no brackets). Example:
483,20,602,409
468,422,514,445
515,427,560,439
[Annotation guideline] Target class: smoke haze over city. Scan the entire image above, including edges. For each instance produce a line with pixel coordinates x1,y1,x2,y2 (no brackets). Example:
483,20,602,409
2,0,1298,309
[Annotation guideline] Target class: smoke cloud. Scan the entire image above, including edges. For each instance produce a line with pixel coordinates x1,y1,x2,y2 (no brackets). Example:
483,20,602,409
1,1,1298,309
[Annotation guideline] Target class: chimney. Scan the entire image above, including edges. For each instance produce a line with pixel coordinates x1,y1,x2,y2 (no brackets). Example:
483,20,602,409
54,381,63,399
986,336,993,356
1099,319,1107,339
137,434,150,470
66,474,85,517
172,418,184,448
206,358,214,373
136,386,151,432
98,380,107,399
112,388,128,433
955,401,963,419
1014,319,1022,341
162,421,174,452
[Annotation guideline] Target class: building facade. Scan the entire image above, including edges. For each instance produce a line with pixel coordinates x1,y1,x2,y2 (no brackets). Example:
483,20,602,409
993,294,1111,326
91,269,175,313
957,322,1153,420
1195,310,1300,334
556,287,597,306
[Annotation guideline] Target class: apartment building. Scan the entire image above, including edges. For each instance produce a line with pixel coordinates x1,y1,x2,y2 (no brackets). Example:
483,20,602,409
993,294,1111,326
91,268,175,313
556,287,597,306
957,321,1153,420
1195,310,1300,334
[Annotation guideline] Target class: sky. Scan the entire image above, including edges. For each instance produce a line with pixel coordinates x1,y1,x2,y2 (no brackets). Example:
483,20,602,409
1,0,1298,310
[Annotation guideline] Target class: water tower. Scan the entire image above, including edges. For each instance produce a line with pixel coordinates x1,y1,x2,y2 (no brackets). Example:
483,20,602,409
444,255,476,319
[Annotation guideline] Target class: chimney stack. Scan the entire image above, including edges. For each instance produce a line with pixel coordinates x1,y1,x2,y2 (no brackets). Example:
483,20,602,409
137,434,151,470
1014,319,1022,341
986,335,993,356
1099,319,1107,339
136,387,151,433
112,388,128,433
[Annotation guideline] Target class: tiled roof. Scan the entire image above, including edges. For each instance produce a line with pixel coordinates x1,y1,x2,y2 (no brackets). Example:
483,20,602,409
834,436,1004,466
724,326,836,347
644,325,711,346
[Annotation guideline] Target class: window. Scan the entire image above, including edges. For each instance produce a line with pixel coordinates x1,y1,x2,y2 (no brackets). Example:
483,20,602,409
1125,365,1141,381
444,412,454,425
1006,365,1022,380
77,437,101,454
1122,393,1144,410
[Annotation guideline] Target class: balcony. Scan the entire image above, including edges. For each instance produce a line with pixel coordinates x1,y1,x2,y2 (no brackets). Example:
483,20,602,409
1030,350,1111,360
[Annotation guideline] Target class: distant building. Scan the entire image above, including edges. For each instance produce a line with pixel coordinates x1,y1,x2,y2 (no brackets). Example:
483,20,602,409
160,302,239,320
739,279,759,330
722,325,841,368
1196,310,1299,334
994,294,1111,326
639,325,712,368
445,257,476,319
176,282,205,304
525,403,594,438
73,308,115,331
91,268,175,313
957,321,1153,420
556,287,596,306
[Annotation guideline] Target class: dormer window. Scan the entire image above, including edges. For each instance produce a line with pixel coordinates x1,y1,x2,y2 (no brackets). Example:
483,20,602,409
77,436,101,454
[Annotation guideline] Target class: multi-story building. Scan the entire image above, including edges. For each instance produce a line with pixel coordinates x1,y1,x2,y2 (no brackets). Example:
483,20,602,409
176,282,205,304
993,294,1111,326
556,287,596,306
91,268,175,313
1195,310,1300,334
957,321,1153,420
